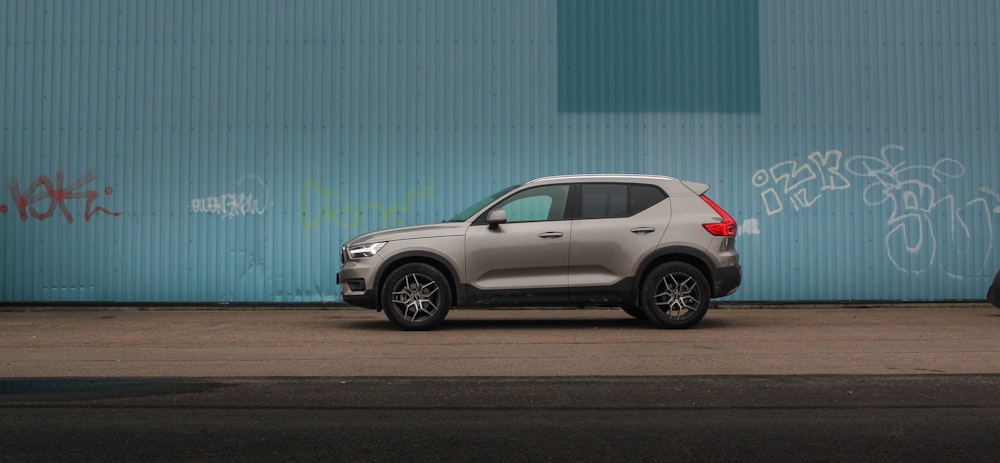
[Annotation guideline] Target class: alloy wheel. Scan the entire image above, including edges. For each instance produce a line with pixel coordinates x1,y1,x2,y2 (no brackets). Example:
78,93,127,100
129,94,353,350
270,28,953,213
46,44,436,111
390,273,441,323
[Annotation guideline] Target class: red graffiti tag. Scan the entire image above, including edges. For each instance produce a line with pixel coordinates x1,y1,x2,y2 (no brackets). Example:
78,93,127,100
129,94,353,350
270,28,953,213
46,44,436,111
7,171,121,223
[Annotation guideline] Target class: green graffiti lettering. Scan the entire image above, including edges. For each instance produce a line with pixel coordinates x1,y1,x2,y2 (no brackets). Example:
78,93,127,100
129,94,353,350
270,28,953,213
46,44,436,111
301,183,434,233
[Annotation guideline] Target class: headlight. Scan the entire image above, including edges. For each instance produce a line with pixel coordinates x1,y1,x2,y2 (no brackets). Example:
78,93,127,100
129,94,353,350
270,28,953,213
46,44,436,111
347,242,387,260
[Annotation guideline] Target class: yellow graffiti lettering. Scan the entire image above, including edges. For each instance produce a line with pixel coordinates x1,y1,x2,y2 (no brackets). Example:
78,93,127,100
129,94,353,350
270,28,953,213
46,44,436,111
301,182,434,233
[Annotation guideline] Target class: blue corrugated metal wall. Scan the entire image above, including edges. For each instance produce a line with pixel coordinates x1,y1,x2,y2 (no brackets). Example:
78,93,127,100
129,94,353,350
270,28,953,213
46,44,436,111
1,0,998,303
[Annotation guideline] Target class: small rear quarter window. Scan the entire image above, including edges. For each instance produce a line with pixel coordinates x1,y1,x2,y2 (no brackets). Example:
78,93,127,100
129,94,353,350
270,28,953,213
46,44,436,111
629,184,667,214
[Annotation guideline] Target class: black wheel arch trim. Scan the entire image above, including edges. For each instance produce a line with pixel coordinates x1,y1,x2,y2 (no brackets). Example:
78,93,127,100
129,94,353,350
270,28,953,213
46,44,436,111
634,245,721,298
373,251,466,307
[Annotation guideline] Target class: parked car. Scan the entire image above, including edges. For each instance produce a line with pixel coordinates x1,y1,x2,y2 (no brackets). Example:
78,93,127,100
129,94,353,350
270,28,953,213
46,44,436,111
337,174,742,330
988,269,1000,308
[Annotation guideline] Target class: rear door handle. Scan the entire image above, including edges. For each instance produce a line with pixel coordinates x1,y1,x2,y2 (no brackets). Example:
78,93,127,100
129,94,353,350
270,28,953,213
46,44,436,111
631,227,656,235
538,232,564,239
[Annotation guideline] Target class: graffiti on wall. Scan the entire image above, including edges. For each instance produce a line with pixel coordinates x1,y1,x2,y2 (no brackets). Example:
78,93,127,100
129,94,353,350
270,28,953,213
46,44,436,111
752,145,999,278
845,145,994,278
2,171,120,223
751,150,852,215
738,218,761,236
301,182,434,233
980,187,1000,214
191,176,270,218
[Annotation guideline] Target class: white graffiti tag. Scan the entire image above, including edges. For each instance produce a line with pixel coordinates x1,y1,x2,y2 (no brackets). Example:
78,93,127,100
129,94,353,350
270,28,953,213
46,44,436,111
752,145,998,279
752,150,851,215
845,145,993,278
191,176,270,218
980,187,1000,214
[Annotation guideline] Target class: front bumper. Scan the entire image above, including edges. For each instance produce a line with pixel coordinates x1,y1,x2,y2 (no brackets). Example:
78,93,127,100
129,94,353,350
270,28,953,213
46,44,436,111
337,270,379,310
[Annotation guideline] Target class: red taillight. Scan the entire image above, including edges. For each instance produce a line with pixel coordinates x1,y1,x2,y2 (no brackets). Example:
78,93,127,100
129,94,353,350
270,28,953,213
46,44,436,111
700,195,737,237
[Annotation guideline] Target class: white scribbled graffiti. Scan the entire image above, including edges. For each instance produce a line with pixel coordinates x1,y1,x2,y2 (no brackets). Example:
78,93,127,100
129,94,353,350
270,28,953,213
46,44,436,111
191,193,266,217
191,176,271,218
752,150,852,215
844,145,993,279
980,187,1000,214
752,145,999,278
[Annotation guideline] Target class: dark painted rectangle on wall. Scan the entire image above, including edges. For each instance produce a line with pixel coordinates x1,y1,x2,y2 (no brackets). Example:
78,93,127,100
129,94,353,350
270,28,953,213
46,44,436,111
558,0,761,113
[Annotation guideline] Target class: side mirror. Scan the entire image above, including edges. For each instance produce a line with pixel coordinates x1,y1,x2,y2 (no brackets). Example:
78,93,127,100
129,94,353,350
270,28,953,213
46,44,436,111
487,210,507,230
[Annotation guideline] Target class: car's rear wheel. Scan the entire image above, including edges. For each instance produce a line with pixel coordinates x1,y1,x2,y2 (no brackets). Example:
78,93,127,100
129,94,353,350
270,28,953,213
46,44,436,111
640,262,710,329
381,263,452,331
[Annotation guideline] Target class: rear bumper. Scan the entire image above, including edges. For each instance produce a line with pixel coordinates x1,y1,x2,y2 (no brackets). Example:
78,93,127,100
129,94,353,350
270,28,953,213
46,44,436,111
713,265,742,297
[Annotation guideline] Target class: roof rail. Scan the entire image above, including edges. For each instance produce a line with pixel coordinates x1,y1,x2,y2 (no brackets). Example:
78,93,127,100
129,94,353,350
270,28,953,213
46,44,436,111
526,173,677,183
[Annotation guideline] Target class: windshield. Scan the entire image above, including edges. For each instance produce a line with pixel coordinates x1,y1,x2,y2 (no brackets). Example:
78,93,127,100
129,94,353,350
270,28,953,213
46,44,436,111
446,184,520,222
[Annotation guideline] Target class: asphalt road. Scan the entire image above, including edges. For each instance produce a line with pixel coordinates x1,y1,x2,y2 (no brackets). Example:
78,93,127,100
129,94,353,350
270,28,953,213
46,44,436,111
2,305,1000,376
2,305,1000,461
3,375,1000,462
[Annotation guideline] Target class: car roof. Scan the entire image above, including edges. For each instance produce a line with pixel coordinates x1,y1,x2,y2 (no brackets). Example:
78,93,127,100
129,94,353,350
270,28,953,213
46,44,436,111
524,174,708,195
526,174,678,184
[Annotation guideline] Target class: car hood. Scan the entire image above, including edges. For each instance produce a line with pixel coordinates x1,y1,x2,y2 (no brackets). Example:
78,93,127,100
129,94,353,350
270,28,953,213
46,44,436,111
345,223,468,246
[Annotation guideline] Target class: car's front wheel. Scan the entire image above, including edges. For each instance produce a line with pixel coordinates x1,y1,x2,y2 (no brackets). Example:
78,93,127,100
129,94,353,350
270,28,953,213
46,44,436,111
381,263,452,331
640,262,710,329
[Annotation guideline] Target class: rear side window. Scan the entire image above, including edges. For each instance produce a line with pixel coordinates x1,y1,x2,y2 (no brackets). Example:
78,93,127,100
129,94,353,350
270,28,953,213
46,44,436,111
579,183,667,219
630,184,667,214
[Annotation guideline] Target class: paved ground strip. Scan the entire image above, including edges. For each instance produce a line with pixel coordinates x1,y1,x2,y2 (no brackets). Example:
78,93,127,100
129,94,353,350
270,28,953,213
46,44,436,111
2,305,998,377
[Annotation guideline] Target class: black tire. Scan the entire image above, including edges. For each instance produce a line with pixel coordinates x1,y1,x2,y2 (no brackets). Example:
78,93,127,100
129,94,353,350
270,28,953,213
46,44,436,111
381,263,452,331
640,262,710,329
621,305,647,320
988,269,1000,309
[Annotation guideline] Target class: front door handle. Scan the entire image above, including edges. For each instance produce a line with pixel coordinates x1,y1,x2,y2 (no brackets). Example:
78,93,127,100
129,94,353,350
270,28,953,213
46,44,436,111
631,227,656,235
538,232,564,239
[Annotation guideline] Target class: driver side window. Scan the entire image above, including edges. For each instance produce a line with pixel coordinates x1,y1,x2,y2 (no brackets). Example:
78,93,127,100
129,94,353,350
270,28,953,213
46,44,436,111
494,185,570,223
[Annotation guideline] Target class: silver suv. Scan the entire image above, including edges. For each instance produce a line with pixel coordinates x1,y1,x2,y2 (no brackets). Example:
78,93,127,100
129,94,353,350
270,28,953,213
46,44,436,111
338,174,741,330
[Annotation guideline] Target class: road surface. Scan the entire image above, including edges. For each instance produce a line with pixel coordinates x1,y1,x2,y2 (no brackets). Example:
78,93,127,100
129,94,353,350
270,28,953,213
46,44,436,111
2,305,999,461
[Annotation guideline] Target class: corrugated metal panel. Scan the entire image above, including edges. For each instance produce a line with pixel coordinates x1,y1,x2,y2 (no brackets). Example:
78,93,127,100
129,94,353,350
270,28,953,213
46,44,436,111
1,0,998,303
744,0,1000,301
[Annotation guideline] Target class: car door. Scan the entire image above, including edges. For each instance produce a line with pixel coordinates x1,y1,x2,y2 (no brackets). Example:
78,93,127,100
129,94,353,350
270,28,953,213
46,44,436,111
464,184,572,305
568,183,670,300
